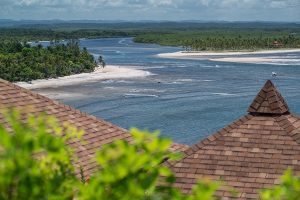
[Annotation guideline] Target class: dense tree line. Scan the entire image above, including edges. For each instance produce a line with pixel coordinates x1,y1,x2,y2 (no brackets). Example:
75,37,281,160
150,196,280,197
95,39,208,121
134,29,300,51
0,40,97,82
0,28,134,41
1,26,299,82
2,26,299,52
182,35,300,51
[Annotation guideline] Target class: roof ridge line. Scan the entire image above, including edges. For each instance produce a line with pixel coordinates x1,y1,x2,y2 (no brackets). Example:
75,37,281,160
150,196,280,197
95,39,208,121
165,114,253,166
274,113,300,145
0,79,185,155
248,80,289,115
0,79,93,177
0,79,132,178
0,79,129,133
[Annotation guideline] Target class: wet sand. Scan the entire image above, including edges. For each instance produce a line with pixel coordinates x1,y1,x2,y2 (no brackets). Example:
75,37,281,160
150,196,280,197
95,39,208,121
16,65,151,89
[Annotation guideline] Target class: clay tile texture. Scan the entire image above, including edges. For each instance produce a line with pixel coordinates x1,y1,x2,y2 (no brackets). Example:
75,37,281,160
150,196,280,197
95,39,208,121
248,80,289,114
0,79,187,179
168,80,300,199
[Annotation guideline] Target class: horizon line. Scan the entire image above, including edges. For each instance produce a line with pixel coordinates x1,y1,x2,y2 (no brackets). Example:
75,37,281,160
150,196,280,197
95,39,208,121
1,19,300,23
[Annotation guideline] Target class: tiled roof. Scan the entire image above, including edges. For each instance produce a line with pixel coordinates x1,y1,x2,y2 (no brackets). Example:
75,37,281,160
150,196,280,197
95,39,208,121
169,142,189,152
248,80,289,114
0,79,188,178
168,80,300,199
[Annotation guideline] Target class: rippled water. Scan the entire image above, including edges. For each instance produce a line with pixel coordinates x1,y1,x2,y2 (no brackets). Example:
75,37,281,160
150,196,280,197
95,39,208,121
34,38,300,144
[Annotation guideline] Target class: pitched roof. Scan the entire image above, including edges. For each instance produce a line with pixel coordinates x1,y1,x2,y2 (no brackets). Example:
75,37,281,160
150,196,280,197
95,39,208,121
0,79,188,178
248,80,289,114
168,80,300,199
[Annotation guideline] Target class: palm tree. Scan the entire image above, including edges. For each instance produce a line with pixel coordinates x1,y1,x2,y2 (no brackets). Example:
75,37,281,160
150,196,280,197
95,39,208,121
97,55,106,68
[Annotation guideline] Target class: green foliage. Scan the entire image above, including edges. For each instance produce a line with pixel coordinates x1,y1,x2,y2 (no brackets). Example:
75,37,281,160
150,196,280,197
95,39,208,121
78,128,176,199
3,109,300,200
0,111,221,200
0,109,81,200
261,168,300,200
7,109,300,200
2,24,300,52
134,29,300,51
97,55,106,68
0,28,134,42
77,128,220,200
0,40,97,82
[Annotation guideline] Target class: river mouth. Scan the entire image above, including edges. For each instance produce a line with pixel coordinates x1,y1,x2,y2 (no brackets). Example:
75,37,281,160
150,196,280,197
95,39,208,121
33,37,300,145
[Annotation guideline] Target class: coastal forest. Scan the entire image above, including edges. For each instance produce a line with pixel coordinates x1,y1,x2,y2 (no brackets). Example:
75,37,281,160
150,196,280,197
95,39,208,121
1,22,300,51
1,21,300,82
134,29,300,51
0,40,96,82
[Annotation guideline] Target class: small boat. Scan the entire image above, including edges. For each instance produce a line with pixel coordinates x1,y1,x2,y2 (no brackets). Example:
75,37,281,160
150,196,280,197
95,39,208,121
272,72,277,77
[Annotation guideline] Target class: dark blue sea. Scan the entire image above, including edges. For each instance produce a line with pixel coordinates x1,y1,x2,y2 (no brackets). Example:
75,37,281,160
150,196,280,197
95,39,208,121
34,38,300,144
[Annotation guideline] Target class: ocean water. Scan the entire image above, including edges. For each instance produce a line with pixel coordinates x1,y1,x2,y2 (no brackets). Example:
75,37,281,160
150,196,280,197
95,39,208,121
34,38,300,144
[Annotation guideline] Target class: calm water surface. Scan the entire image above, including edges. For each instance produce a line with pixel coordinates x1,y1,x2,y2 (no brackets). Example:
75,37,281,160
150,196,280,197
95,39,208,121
35,38,300,144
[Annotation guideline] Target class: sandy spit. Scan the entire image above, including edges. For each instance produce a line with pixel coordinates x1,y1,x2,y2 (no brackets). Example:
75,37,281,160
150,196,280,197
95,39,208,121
157,49,300,59
16,65,151,89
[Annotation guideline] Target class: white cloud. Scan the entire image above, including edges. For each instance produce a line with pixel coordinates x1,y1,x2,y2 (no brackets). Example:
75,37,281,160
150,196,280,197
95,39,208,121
10,0,300,9
148,0,174,6
0,0,299,21
270,1,286,8
269,0,300,8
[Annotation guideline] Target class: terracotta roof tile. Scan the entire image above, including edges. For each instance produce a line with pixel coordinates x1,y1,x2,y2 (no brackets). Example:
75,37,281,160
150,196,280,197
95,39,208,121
169,143,189,152
248,80,289,114
0,79,187,179
168,80,300,199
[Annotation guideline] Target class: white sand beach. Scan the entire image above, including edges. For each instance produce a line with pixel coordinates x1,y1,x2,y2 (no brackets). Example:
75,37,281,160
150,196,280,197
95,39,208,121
157,49,300,65
16,65,151,89
210,57,300,65
157,49,300,59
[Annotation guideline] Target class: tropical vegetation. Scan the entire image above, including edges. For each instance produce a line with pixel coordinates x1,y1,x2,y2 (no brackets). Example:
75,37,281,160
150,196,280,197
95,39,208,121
0,40,97,82
1,23,300,82
0,109,300,200
134,29,300,51
0,28,134,42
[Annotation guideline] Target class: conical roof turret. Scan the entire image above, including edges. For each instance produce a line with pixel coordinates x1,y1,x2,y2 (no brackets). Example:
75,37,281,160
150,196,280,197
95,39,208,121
248,80,289,114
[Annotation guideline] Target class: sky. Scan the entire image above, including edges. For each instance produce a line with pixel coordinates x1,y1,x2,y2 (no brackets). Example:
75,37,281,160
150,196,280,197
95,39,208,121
0,0,300,22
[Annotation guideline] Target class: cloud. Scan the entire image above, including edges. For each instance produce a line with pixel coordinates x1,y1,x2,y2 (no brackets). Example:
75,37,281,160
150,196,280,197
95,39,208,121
0,0,299,21
269,0,300,8
7,0,300,9
148,0,174,6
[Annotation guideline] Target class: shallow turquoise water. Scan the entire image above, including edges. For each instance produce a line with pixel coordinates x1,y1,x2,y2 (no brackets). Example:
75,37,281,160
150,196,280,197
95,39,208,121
35,38,300,144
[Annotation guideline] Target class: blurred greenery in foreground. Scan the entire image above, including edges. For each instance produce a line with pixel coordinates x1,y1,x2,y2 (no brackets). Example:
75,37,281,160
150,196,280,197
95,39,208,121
0,109,299,199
